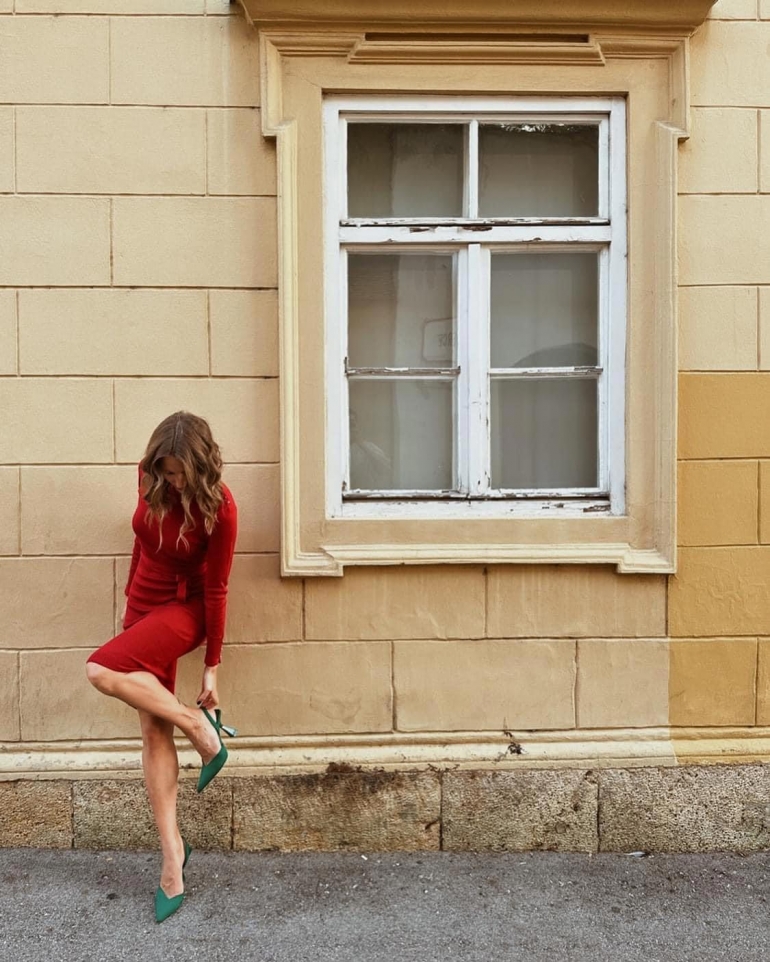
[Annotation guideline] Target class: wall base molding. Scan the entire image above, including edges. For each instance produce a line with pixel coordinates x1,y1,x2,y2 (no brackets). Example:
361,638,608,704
4,728,770,781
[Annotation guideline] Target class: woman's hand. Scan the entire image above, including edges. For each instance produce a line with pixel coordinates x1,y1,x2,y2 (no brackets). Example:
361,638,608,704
197,665,219,710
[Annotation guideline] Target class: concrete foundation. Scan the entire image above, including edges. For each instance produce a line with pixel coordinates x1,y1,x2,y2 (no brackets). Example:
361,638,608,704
4,764,770,854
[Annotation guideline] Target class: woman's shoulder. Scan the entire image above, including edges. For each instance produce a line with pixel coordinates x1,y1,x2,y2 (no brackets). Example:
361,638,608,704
217,483,237,519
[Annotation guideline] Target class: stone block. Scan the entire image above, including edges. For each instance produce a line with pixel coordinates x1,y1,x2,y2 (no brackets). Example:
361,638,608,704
679,374,770,459
599,767,770,853
18,0,204,10
0,467,19,555
680,196,770,286
758,288,770,369
16,106,206,195
0,652,20,740
19,289,208,376
225,554,303,642
678,286,757,371
756,639,770,723
394,639,575,731
670,546,770,636
74,778,232,851
306,565,486,641
760,461,770,542
0,197,110,286
0,289,16,375
0,558,114,650
0,108,12,193
207,108,277,195
182,641,392,736
234,771,440,852
115,378,278,465
209,290,279,377
111,16,259,107
760,113,770,192
0,378,113,463
0,16,109,105
710,0,759,17
577,639,670,728
212,463,278,553
691,22,770,106
487,565,666,638
20,649,138,740
443,771,598,853
0,781,72,848
668,638,757,726
679,108,757,194
21,466,136,555
678,460,758,546
112,196,276,288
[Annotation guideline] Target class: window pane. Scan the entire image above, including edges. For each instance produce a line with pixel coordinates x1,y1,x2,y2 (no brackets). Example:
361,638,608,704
479,123,599,217
347,123,464,218
491,379,597,489
348,254,455,369
349,380,453,490
490,253,598,368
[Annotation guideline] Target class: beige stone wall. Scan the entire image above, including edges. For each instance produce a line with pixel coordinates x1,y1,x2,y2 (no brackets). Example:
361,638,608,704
1,0,768,779
672,0,770,733
0,0,287,746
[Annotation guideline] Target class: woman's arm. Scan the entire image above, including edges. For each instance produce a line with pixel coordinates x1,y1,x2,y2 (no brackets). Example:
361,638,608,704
202,492,238,668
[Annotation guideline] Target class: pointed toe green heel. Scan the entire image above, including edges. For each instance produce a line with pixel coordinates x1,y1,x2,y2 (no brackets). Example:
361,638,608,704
154,839,192,924
155,886,184,924
197,708,237,794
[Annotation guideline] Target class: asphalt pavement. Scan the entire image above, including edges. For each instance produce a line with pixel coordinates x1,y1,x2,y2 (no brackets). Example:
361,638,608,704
1,848,768,962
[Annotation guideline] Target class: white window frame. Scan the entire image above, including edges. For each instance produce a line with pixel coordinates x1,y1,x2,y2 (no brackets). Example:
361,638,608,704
324,94,627,521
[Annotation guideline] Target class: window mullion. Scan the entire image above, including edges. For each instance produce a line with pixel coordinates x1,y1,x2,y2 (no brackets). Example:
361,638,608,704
467,120,479,218
456,247,470,495
598,117,609,219
466,243,489,495
608,97,628,514
597,246,610,492
340,248,351,495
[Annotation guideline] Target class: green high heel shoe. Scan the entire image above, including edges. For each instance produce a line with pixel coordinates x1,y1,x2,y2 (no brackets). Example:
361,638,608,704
154,839,192,923
197,708,237,794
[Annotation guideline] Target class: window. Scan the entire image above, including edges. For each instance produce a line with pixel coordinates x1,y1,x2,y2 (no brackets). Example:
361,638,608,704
324,97,626,519
254,16,696,574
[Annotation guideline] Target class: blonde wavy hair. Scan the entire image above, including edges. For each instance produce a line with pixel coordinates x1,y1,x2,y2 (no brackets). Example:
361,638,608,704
140,411,224,549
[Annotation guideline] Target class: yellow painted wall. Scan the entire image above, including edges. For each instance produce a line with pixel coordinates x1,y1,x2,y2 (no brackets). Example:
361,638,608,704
0,0,767,770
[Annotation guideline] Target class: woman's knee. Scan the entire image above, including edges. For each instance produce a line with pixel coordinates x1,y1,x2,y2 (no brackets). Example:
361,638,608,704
86,660,113,693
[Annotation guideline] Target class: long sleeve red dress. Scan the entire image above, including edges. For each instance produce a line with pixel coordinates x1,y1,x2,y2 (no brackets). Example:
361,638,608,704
87,470,238,693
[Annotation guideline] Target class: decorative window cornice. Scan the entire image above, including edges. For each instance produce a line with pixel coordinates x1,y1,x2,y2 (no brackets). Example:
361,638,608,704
236,0,716,34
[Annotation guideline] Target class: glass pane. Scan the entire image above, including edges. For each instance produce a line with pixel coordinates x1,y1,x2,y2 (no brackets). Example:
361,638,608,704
479,123,599,217
347,124,464,218
349,380,453,490
490,253,598,368
348,254,455,369
491,379,597,489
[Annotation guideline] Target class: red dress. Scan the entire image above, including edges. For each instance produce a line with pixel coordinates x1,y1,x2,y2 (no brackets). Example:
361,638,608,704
87,471,238,693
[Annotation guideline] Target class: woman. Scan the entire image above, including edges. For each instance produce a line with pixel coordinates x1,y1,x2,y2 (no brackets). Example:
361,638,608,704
86,411,238,923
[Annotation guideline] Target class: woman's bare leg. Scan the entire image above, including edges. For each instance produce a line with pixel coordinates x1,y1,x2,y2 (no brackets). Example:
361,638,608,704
139,710,185,898
85,663,219,761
